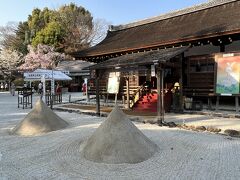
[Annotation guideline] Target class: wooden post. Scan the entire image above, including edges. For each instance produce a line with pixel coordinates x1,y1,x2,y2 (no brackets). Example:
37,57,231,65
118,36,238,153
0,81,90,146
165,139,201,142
86,79,90,102
31,88,33,108
235,96,239,113
23,92,25,109
161,69,164,122
157,68,163,125
50,94,53,109
106,93,109,103
216,95,219,111
122,95,125,105
104,94,107,103
208,97,212,110
18,93,19,108
87,93,90,102
95,70,100,116
179,53,184,112
115,93,118,104
126,77,130,109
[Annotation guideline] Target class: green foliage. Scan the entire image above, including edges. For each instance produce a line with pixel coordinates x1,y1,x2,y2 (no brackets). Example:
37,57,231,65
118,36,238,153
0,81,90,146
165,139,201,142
28,8,57,32
12,22,29,55
28,3,93,52
28,8,41,30
6,3,95,54
32,21,64,48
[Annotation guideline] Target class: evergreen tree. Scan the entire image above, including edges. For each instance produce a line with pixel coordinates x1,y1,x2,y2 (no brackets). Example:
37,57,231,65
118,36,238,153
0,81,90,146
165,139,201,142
1,3,107,55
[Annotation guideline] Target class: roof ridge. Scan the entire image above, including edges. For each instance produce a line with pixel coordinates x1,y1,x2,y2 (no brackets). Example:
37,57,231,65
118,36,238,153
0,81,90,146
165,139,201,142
110,0,237,31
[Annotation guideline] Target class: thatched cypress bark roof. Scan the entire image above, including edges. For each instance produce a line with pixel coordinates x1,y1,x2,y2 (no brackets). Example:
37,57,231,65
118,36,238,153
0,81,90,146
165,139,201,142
88,46,189,69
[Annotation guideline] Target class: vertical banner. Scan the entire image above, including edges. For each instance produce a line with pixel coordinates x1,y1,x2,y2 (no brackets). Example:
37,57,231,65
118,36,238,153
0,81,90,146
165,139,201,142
215,53,240,95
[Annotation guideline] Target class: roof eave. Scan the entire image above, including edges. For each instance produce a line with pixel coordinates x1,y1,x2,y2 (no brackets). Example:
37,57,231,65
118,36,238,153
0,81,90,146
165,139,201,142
73,29,240,59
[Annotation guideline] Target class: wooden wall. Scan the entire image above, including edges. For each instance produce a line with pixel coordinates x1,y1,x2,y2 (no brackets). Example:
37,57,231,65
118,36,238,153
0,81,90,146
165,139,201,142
88,70,139,97
183,54,216,97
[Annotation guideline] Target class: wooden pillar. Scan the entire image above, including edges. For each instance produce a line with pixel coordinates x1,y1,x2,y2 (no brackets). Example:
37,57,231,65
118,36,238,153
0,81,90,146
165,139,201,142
86,79,90,102
179,53,184,112
235,96,239,113
208,97,212,110
216,95,219,111
161,69,164,122
157,67,164,125
18,93,19,108
87,93,90,102
126,77,130,109
114,93,118,104
31,92,33,109
95,70,100,116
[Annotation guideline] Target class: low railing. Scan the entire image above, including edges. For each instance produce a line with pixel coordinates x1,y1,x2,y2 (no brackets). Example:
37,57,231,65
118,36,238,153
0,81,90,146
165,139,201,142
45,93,62,106
128,84,147,108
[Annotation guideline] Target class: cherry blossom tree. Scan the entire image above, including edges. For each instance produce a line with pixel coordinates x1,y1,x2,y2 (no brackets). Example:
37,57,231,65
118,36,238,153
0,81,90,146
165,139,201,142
0,48,23,80
19,44,65,71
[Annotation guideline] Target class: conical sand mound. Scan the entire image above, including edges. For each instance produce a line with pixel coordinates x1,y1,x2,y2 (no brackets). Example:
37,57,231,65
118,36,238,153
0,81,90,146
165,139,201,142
11,99,69,136
81,106,159,164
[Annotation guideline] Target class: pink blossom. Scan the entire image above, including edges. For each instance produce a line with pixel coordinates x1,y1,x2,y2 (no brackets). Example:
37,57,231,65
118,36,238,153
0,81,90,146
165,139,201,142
19,44,65,71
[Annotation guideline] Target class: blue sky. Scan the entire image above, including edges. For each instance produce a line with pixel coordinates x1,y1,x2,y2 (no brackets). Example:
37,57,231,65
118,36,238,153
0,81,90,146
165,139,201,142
0,0,209,26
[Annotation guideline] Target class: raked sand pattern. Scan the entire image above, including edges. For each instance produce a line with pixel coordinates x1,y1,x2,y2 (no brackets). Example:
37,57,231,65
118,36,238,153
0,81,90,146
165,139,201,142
1,110,240,179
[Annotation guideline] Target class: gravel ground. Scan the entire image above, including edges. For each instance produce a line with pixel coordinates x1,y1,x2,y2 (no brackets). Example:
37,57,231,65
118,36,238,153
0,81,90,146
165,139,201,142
1,92,240,180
